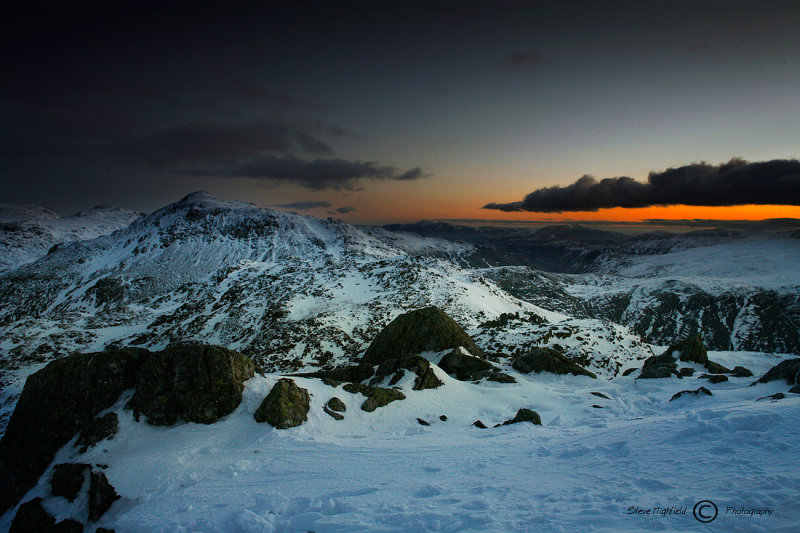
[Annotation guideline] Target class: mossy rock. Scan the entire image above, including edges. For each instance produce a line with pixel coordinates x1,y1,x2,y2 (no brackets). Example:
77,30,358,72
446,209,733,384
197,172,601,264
0,347,150,514
76,412,119,453
321,377,342,388
754,358,800,385
254,378,310,429
668,333,708,365
670,387,712,401
438,349,493,381
731,366,754,378
323,406,344,420
51,463,90,502
498,408,542,426
361,387,406,412
89,470,120,522
129,344,254,426
511,347,596,379
369,355,444,390
343,382,373,395
361,307,481,365
326,397,346,412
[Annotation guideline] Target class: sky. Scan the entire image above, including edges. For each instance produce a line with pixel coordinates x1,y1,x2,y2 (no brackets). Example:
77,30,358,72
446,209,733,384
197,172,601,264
2,0,799,224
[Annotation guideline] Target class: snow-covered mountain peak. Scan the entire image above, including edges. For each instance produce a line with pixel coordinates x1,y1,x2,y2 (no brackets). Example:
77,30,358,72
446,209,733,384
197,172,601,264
0,203,60,223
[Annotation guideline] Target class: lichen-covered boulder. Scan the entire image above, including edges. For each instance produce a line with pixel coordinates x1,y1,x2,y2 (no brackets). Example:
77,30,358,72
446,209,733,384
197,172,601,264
754,358,800,385
254,379,310,429
0,347,150,514
511,347,596,379
498,408,542,426
361,387,406,412
51,463,90,501
89,470,120,521
77,412,119,453
129,344,254,426
369,355,443,390
323,397,346,420
361,306,481,365
670,387,712,401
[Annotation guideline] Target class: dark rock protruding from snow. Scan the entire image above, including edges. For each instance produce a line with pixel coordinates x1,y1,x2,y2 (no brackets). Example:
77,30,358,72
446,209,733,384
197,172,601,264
670,387,712,401
51,463,90,502
89,470,120,522
789,385,800,394
498,408,542,426
731,366,754,378
77,412,119,452
361,387,406,412
700,374,728,383
129,344,254,426
361,306,481,365
323,397,346,420
254,379,311,428
511,347,596,379
9,498,55,533
472,420,488,429
439,349,492,379
369,355,444,390
639,334,729,379
0,347,149,514
754,358,800,386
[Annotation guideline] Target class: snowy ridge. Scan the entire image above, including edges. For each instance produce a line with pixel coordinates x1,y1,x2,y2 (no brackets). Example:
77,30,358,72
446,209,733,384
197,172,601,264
0,203,143,272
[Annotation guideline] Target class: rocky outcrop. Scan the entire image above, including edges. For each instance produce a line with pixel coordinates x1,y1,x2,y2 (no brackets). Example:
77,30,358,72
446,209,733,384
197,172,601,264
361,387,406,412
0,343,255,514
361,307,481,365
129,344,254,426
639,334,729,379
89,470,120,521
0,347,149,514
323,397,346,420
51,463,90,501
670,387,712,401
638,352,678,379
9,498,56,533
511,347,596,378
497,408,542,426
754,358,800,385
731,366,754,378
369,355,443,390
76,412,119,452
254,379,310,428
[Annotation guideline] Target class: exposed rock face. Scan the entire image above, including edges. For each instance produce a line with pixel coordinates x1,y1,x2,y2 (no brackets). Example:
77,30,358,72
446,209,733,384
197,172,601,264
639,334,728,379
755,358,800,385
77,412,119,452
129,344,254,426
9,498,55,532
498,408,542,426
511,347,596,379
51,463,90,501
670,387,712,401
0,347,149,514
369,355,443,390
89,470,120,522
254,379,310,428
361,306,481,365
361,387,406,412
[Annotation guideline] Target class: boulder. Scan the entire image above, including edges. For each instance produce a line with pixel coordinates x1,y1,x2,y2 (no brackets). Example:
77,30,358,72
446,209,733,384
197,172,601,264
361,387,406,412
701,373,728,383
472,420,488,429
254,379,310,428
638,353,677,379
439,415,447,421
669,333,708,364
361,307,481,365
51,463,90,501
323,397,346,421
0,347,149,514
369,355,443,390
731,366,754,378
640,334,728,379
438,349,493,380
670,387,712,401
754,358,800,385
76,412,119,453
498,408,542,426
512,347,596,379
416,418,430,426
89,470,120,521
789,385,800,394
9,498,55,533
129,344,254,426
678,367,695,377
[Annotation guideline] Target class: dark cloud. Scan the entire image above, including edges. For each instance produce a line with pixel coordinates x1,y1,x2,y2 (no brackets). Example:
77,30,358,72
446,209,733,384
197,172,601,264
269,200,332,210
502,52,554,70
336,206,357,214
201,155,428,190
484,158,800,212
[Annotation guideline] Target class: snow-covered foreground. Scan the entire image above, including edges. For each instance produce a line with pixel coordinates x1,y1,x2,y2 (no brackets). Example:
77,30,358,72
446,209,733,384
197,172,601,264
2,351,799,532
